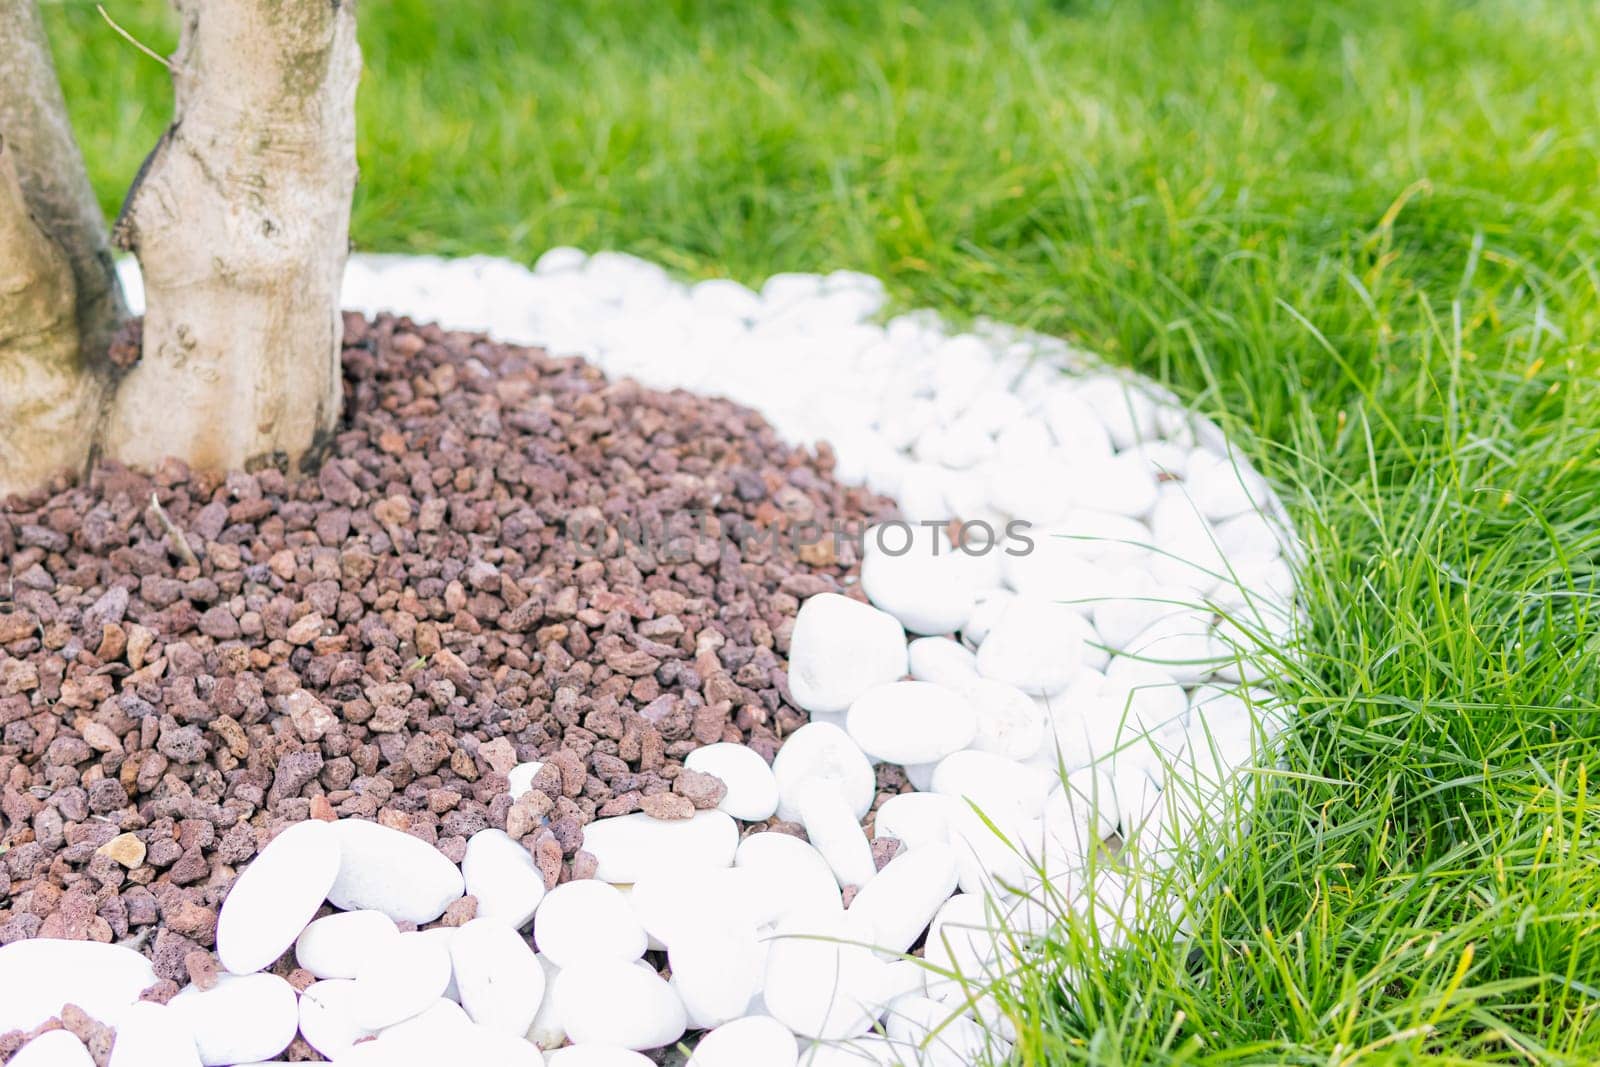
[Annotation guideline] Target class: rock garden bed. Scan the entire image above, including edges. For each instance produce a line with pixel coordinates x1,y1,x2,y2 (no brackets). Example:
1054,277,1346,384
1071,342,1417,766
0,251,1299,1067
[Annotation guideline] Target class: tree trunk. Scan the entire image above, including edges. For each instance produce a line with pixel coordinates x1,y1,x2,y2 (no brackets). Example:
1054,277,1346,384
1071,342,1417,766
105,0,359,476
0,0,127,364
0,138,101,497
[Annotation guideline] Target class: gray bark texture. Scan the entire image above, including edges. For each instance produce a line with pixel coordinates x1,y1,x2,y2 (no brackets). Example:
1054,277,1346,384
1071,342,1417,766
0,0,127,364
104,0,360,476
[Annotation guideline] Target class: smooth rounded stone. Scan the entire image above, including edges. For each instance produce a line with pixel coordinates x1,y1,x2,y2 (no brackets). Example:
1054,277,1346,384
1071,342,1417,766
545,1048,654,1067
449,918,547,1036
859,525,980,635
1214,509,1283,561
684,743,779,821
795,782,878,889
169,972,298,1066
463,828,547,928
946,803,1030,896
1040,390,1115,459
872,792,955,850
688,1015,799,1067
985,455,1075,525
0,939,157,1034
535,246,586,273
786,593,908,714
733,832,843,919
931,749,1052,822
958,677,1046,761
798,1037,915,1067
365,999,542,1067
1100,657,1189,732
507,761,545,800
629,866,769,947
327,818,465,924
217,819,340,974
298,980,377,1060
353,931,453,1029
960,587,1013,646
885,995,1010,1067
667,923,765,1028
1123,610,1226,684
1039,768,1119,860
551,960,687,1050
1187,450,1265,520
921,893,1002,1001
533,880,647,968
902,760,937,791
763,907,887,1040
1070,453,1160,518
846,842,959,955
1072,376,1159,449
1090,577,1171,651
1113,764,1165,838
526,954,565,1049
10,1031,94,1067
772,721,876,823
975,597,1090,695
907,636,979,688
296,910,400,979
579,810,738,883
107,1001,201,1067
845,681,977,765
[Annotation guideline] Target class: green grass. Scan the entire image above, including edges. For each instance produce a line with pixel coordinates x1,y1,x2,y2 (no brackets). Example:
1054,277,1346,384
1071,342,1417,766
41,0,1600,1062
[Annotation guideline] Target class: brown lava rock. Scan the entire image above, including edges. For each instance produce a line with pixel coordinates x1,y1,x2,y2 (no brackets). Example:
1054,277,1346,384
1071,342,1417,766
0,313,893,984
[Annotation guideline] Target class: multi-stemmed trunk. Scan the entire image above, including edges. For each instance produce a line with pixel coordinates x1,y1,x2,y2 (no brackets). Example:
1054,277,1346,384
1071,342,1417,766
0,0,360,496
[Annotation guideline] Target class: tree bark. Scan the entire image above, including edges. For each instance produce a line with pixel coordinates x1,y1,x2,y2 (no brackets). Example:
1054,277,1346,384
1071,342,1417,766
0,0,127,364
0,138,101,497
105,0,359,476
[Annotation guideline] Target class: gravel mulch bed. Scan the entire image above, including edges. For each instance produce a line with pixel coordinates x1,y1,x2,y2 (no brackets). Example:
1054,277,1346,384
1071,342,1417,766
0,313,894,997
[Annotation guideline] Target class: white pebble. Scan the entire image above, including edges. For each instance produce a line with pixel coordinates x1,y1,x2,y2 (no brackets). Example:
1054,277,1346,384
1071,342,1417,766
871,792,955,850
733,833,844,920
762,907,885,1040
976,596,1090,695
931,749,1052,822
846,842,959,955
545,1047,654,1067
771,721,876,823
668,923,765,1028
451,918,547,1037
327,818,465,924
0,939,156,1034
552,961,687,1050
106,1001,200,1067
958,677,1046,761
907,636,979,687
579,810,738,883
795,782,878,888
684,743,779,821
463,828,547,928
353,931,452,1029
297,979,376,1060
534,880,647,968
507,761,545,799
11,1031,94,1067
688,1015,799,1067
628,866,766,947
295,910,399,980
168,973,298,1066
786,593,908,713
859,524,979,635
217,820,341,974
845,681,977,765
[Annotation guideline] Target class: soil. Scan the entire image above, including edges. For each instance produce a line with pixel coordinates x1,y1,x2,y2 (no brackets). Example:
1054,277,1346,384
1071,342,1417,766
0,313,903,1016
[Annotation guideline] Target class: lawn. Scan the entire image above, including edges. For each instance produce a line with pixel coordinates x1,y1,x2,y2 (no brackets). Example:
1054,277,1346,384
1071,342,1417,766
41,0,1600,1062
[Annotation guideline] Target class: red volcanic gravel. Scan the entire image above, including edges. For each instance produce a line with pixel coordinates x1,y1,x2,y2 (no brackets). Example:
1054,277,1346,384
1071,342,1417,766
0,313,901,999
